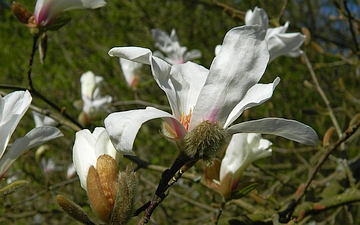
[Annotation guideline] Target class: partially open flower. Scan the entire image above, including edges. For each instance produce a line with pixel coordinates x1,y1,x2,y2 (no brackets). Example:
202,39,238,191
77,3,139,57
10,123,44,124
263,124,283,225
73,127,138,223
205,133,272,199
78,71,112,126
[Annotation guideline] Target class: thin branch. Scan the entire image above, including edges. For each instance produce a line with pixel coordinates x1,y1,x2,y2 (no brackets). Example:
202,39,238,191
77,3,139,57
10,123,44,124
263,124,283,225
302,53,342,138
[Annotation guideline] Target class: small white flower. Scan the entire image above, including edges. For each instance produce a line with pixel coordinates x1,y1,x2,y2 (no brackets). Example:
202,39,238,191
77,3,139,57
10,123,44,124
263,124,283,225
245,6,306,62
220,133,272,188
80,71,112,119
205,133,272,199
0,91,63,178
41,157,62,174
151,28,202,64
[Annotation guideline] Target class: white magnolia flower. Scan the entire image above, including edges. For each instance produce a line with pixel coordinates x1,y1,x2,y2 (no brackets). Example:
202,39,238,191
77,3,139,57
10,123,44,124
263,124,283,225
151,28,202,64
206,133,272,198
245,6,306,62
0,90,63,178
221,134,271,190
32,111,57,127
73,127,120,190
34,0,106,27
119,58,143,88
80,71,112,119
105,25,317,156
41,157,62,174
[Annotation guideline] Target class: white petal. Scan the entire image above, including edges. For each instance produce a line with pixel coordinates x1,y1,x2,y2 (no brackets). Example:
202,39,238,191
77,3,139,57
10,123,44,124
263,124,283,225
73,129,98,190
245,7,269,30
166,62,208,120
227,118,318,146
184,49,202,61
224,77,280,128
0,90,32,158
191,25,269,129
81,71,97,99
95,129,121,162
104,107,185,155
108,47,153,65
32,111,58,127
119,58,143,87
0,126,62,177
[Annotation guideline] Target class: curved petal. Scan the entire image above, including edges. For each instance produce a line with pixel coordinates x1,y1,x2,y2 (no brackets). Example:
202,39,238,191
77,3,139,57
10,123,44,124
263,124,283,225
32,111,58,127
166,62,208,119
73,129,98,190
104,107,185,155
0,126,62,177
108,47,153,65
184,49,202,61
191,25,269,129
119,58,143,87
224,77,280,128
95,128,122,162
227,118,318,146
0,90,32,158
245,7,268,30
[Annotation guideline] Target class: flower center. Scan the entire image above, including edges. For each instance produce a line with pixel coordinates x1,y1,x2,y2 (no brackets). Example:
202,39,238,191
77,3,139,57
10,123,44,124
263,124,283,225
179,109,192,131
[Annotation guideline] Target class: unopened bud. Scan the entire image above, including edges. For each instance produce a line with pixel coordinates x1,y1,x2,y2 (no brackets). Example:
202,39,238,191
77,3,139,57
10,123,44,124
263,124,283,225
12,2,32,24
86,154,118,223
110,166,139,225
180,121,228,165
78,111,90,127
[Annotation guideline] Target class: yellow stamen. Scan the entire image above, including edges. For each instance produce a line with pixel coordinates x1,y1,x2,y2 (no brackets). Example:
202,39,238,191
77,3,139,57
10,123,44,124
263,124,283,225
180,109,193,131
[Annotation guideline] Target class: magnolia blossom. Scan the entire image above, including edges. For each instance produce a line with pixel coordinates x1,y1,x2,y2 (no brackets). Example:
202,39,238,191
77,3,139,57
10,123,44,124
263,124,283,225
33,0,106,27
79,71,112,125
206,133,272,199
41,157,62,174
151,28,202,64
0,90,63,178
32,111,58,127
73,127,120,190
119,58,143,89
245,7,306,62
105,25,317,156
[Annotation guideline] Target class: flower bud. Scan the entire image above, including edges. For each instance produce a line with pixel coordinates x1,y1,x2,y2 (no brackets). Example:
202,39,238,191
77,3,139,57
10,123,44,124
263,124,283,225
86,154,118,223
12,2,33,24
179,120,227,165
110,166,139,224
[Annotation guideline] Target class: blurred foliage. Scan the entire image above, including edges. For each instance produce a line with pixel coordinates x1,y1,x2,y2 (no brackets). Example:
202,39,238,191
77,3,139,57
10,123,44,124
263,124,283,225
0,0,360,224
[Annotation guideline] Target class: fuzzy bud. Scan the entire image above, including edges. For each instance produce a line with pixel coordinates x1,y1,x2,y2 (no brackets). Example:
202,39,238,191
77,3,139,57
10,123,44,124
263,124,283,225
110,166,139,225
179,121,228,165
86,155,118,223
